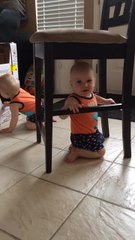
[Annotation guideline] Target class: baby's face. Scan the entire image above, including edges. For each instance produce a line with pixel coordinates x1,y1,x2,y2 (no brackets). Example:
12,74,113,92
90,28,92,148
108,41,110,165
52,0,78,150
70,70,95,97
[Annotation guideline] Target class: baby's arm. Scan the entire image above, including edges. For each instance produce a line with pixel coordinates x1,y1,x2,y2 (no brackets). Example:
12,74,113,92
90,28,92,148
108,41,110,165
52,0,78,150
95,94,115,105
0,104,19,133
60,96,82,119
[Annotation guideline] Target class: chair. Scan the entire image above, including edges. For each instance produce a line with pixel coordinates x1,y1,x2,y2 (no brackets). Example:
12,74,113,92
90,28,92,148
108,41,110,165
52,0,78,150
30,0,135,173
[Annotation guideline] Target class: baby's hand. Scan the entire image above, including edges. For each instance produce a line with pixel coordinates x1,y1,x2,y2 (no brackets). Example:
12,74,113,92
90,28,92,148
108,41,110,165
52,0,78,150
64,97,82,113
104,98,115,104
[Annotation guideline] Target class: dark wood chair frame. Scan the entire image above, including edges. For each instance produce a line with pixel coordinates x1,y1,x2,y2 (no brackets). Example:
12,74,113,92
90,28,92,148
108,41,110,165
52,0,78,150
32,0,135,173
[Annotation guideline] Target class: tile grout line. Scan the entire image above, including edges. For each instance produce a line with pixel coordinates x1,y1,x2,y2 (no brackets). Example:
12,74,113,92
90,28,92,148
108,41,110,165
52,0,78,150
88,194,135,213
0,228,21,240
49,194,87,240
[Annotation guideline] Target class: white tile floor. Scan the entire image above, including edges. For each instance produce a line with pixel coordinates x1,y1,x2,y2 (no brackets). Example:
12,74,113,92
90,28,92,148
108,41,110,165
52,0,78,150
0,114,135,240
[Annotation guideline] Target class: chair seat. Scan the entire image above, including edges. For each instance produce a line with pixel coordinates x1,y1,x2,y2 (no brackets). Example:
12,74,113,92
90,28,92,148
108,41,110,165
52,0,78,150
30,29,126,44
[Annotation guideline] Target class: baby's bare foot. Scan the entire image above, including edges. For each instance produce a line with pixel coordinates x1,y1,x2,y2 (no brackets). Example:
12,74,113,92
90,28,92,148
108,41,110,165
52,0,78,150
65,146,78,163
53,117,57,122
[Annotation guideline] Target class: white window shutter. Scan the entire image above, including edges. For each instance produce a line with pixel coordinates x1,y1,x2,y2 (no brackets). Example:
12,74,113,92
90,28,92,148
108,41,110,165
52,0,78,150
36,0,84,30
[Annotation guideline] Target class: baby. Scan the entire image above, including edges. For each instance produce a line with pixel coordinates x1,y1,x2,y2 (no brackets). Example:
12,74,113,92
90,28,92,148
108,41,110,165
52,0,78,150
61,61,115,162
0,72,43,133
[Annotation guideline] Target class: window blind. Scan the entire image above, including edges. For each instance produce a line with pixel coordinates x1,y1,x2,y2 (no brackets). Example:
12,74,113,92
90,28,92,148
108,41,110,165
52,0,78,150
36,0,84,30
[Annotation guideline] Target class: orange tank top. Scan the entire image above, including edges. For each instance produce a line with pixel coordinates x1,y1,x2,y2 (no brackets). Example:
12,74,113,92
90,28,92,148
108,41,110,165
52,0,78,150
70,93,98,134
10,88,35,116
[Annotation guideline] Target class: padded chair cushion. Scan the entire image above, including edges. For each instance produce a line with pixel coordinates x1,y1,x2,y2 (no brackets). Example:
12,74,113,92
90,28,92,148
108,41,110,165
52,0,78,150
30,29,127,44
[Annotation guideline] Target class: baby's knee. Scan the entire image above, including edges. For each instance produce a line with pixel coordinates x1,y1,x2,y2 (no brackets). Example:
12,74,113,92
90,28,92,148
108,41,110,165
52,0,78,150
25,121,36,130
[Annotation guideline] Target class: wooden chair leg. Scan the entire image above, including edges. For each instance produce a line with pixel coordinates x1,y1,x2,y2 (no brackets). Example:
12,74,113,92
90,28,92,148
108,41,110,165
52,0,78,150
34,56,42,143
44,43,54,173
122,106,131,158
122,49,134,158
99,59,109,137
100,112,109,138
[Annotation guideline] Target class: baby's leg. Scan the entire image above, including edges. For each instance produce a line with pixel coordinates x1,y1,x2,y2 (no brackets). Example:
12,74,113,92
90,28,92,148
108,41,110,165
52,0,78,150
68,144,72,151
26,117,56,130
25,120,36,130
66,146,105,163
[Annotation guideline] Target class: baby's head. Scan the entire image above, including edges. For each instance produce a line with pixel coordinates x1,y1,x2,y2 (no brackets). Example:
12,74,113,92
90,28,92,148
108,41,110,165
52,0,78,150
0,73,20,99
70,61,96,97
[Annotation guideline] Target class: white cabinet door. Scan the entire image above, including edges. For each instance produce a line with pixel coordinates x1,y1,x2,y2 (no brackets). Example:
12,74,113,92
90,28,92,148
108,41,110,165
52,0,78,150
54,60,74,94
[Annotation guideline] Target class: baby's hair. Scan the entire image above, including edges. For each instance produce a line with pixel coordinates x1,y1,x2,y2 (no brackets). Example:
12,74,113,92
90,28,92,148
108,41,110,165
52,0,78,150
70,61,93,74
0,73,20,98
